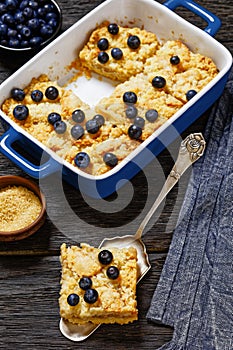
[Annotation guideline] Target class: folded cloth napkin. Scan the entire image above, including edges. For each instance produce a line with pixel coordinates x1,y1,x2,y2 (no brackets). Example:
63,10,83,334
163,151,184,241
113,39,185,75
146,66,233,350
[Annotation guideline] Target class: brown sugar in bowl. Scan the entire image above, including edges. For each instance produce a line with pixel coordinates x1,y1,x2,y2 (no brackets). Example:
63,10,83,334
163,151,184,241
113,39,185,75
0,175,46,242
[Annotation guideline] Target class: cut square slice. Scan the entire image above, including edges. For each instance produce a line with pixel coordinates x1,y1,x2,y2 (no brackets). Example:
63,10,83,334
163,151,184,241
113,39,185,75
79,21,159,82
59,243,138,325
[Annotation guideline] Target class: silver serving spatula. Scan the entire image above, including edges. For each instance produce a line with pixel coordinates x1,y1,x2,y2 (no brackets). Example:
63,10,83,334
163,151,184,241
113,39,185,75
60,132,206,341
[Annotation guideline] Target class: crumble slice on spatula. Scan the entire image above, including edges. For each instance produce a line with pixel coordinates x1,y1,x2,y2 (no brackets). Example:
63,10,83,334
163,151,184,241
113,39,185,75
59,243,138,325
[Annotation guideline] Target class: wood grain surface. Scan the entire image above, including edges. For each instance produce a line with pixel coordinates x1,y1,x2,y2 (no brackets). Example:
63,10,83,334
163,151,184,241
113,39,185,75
0,0,232,349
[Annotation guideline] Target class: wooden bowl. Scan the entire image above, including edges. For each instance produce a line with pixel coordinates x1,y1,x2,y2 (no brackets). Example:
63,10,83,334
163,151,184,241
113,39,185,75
0,175,46,242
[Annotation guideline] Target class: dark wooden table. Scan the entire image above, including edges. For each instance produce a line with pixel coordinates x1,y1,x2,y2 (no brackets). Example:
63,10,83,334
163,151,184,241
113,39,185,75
0,1,232,349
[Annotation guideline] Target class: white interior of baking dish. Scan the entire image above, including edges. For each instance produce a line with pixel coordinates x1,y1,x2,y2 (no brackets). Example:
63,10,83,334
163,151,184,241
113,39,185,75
0,0,232,180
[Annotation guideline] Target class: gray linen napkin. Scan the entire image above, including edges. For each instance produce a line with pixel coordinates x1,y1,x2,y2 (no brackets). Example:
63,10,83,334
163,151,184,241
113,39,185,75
146,67,233,350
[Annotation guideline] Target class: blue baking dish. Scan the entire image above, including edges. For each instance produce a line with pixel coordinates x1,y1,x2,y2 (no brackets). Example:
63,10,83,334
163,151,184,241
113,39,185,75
0,0,232,198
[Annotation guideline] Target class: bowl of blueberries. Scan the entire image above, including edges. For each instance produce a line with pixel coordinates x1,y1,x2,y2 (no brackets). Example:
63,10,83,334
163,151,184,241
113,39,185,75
0,0,62,63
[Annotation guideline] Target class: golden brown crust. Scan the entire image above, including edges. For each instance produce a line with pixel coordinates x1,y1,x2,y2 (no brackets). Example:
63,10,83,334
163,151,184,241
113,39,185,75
59,243,138,325
96,73,182,131
79,21,159,82
144,40,219,102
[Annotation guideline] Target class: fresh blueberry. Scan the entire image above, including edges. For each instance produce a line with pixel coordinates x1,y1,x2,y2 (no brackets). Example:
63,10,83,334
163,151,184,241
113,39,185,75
20,26,31,38
5,0,18,11
28,1,39,9
29,36,43,46
79,277,92,290
0,39,8,47
123,91,137,104
7,28,18,38
125,105,138,119
8,38,20,47
103,152,118,167
14,11,25,24
70,124,84,139
67,293,79,306
0,23,7,36
45,86,59,100
128,124,142,139
7,28,18,39
98,249,113,265
13,105,29,120
134,116,145,128
19,0,29,10
16,24,24,32
11,88,25,101
37,6,46,17
28,18,40,31
170,55,180,65
97,37,109,51
45,11,57,21
0,3,6,15
23,6,34,19
93,114,105,127
44,3,55,12
47,112,61,125
145,109,158,122
47,18,57,28
74,152,90,168
85,119,100,134
21,39,29,47
111,47,123,60
2,13,14,25
84,289,98,304
40,24,53,37
31,89,43,102
38,18,45,26
107,266,119,280
54,120,67,134
127,35,140,49
98,51,109,64
186,89,197,101
107,23,119,35
152,76,166,88
72,109,85,123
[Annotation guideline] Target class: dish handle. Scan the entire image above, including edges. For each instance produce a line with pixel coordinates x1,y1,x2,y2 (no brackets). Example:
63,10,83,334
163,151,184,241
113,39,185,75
163,0,221,36
0,127,61,179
